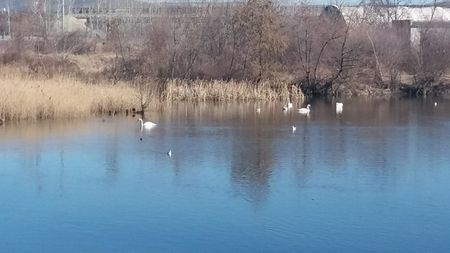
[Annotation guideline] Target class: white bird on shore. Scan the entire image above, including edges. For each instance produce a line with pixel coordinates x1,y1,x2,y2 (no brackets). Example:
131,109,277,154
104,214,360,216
434,102,438,107
138,118,157,130
292,126,296,133
336,102,343,114
298,104,311,115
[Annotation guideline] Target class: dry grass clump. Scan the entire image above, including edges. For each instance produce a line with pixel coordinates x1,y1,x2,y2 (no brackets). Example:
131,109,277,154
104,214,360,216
162,79,304,102
0,68,138,121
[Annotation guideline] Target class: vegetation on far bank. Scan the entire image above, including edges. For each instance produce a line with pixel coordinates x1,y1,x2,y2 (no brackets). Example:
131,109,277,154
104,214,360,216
1,0,450,121
0,67,137,121
0,66,303,121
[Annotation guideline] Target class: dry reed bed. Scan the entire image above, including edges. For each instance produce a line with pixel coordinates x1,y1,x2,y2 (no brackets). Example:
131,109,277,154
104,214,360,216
162,80,304,102
0,67,304,121
0,69,138,121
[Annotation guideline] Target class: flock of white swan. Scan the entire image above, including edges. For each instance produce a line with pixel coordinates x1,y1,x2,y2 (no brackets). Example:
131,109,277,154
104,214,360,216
284,100,438,132
260,101,343,116
282,101,343,132
137,100,439,156
280,101,342,115
137,100,439,130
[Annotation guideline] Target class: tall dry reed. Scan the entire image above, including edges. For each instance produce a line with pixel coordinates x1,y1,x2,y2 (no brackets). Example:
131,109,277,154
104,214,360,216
0,67,138,121
162,79,304,102
0,66,304,122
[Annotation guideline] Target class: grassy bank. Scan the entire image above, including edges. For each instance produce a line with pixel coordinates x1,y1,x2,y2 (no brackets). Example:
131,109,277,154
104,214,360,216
0,68,303,121
0,68,138,121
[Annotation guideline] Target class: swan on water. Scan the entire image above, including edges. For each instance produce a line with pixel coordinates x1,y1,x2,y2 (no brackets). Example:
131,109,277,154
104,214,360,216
292,126,296,133
283,100,293,111
167,150,172,157
257,108,261,113
434,102,438,107
336,102,343,114
288,101,293,109
298,104,311,114
138,118,157,130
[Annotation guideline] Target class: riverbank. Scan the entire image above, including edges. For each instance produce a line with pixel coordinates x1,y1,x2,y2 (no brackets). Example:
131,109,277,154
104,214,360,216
0,67,304,121
3,50,449,122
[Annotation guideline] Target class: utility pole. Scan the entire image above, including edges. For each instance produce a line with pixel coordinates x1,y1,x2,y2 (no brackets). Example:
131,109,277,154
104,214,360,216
108,0,111,34
62,0,65,33
7,1,10,38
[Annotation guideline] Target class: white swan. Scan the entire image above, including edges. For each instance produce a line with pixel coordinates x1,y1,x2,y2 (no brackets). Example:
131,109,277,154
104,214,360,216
282,100,293,111
256,108,261,113
138,118,157,130
298,104,311,114
167,150,172,157
336,102,343,114
434,102,438,107
292,126,296,133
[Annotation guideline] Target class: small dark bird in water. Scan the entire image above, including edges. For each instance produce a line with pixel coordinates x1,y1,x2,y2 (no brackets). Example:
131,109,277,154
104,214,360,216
139,138,143,141
132,108,144,115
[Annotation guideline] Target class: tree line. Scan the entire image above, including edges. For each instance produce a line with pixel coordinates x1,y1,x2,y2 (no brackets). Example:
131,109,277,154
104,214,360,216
3,0,450,97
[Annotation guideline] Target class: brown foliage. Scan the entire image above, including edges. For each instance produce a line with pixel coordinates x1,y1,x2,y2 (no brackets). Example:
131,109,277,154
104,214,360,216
57,32,97,55
1,2,450,98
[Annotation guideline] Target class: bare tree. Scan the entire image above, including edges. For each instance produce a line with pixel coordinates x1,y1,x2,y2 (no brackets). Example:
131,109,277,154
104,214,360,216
232,0,287,82
288,4,353,96
407,0,450,95
134,77,157,116
362,0,409,24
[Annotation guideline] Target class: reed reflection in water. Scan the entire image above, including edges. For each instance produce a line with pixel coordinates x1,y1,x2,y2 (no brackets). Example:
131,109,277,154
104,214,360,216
1,98,450,252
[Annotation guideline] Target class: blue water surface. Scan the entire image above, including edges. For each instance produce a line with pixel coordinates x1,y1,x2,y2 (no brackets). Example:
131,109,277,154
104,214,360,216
1,99,450,252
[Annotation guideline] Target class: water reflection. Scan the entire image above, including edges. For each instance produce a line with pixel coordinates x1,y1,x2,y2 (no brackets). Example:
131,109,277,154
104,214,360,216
1,98,450,252
0,99,449,200
293,120,314,186
230,116,274,205
104,129,120,183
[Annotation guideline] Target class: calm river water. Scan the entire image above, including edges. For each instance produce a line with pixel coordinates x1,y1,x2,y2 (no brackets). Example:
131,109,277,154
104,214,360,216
1,99,450,252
